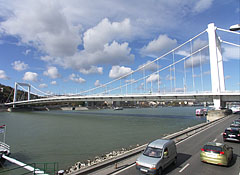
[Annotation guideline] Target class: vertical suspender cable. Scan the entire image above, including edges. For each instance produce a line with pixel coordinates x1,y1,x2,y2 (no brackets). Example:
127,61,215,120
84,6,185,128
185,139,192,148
157,59,160,93
200,50,204,92
190,39,195,91
173,51,176,92
184,57,187,93
143,67,146,93
170,64,172,92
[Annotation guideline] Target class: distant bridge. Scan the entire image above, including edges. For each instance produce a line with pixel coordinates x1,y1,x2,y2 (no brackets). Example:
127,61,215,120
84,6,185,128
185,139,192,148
4,23,240,109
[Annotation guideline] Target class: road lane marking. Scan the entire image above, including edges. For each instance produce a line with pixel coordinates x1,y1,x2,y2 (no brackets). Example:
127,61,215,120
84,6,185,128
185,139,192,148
179,163,190,173
110,163,136,175
213,138,217,142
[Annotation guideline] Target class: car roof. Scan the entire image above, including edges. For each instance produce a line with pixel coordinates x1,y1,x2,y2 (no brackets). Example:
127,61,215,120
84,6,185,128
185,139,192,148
204,142,224,148
148,139,172,149
226,127,240,131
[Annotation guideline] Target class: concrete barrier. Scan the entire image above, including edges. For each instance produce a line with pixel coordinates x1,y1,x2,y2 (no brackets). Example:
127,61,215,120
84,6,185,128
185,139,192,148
207,109,232,122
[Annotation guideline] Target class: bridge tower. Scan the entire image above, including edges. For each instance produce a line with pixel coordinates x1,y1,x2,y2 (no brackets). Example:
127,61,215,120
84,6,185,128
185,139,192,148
207,23,226,109
13,82,31,108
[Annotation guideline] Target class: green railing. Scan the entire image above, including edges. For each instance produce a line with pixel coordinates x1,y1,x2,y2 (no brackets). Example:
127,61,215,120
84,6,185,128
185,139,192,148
0,162,59,175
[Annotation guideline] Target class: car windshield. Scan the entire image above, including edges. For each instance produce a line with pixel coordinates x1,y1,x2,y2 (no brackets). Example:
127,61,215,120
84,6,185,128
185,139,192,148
226,129,240,134
143,147,163,158
233,120,240,124
203,145,222,154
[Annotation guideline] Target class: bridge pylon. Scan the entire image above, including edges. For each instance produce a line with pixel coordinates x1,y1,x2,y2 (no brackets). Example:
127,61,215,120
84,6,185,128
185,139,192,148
207,23,226,109
13,82,31,108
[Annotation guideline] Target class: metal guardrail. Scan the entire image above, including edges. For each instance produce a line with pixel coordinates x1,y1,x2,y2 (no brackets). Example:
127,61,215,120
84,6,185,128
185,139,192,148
0,162,58,175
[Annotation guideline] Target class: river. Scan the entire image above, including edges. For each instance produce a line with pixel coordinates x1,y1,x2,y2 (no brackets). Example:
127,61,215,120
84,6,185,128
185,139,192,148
0,106,206,173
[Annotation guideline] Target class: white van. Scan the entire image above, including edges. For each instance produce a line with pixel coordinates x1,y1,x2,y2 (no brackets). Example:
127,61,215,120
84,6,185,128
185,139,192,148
136,139,177,175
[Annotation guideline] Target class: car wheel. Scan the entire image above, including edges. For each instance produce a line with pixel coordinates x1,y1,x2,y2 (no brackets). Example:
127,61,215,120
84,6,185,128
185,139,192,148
173,157,177,165
157,168,163,175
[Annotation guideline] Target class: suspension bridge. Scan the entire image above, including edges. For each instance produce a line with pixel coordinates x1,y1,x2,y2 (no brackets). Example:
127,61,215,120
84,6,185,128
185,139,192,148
3,23,240,109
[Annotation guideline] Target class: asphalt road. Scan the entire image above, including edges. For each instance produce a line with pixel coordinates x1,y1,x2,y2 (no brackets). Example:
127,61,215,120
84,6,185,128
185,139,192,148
114,114,240,175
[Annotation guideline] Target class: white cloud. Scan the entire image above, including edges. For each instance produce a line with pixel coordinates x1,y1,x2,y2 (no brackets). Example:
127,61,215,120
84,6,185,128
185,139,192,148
94,80,101,87
23,72,38,82
138,60,159,72
0,0,82,57
43,66,60,79
0,70,9,80
146,73,159,83
109,65,132,79
83,18,131,52
222,46,240,61
40,18,134,74
141,34,177,57
39,83,48,88
69,73,86,83
51,81,57,85
79,66,103,75
12,60,28,71
225,75,231,80
192,0,214,13
23,49,31,55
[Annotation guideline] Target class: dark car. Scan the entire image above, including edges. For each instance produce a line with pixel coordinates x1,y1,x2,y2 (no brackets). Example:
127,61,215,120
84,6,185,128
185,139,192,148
223,127,240,142
230,119,240,128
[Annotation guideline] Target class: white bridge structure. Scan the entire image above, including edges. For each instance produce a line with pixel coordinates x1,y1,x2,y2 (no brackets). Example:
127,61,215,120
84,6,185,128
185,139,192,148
4,23,240,109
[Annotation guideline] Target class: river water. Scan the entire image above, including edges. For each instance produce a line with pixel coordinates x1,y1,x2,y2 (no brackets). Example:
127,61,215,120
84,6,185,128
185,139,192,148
0,107,205,172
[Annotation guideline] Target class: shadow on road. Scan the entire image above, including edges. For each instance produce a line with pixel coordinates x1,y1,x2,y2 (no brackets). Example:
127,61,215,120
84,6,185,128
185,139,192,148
164,153,191,174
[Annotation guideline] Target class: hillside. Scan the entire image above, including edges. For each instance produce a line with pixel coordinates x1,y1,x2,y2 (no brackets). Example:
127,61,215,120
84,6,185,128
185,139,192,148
0,84,30,104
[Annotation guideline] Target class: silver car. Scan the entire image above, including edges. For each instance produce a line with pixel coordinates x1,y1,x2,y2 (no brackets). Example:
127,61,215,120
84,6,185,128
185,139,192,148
136,139,177,175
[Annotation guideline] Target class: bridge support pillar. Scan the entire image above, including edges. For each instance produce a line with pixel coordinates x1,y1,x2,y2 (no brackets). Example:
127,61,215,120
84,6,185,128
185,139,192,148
213,96,226,110
13,82,18,108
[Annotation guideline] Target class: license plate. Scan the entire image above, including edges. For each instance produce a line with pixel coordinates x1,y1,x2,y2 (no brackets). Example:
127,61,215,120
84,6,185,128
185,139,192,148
229,134,236,137
140,168,148,173
206,152,218,158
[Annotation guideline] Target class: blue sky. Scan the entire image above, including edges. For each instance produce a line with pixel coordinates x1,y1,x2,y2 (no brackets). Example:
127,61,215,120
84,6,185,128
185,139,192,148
0,0,239,95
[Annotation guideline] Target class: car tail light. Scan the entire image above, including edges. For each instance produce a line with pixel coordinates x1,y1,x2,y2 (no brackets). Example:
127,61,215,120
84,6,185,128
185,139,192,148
220,151,224,155
223,132,226,136
201,148,205,152
238,134,240,137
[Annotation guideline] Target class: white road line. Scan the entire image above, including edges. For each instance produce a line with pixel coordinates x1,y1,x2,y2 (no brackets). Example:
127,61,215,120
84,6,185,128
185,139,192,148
110,163,136,175
179,163,190,173
213,138,217,142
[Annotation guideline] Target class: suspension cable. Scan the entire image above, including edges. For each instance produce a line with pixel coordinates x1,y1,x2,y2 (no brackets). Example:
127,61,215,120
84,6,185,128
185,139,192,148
217,27,240,35
221,40,240,47
95,45,209,95
75,29,207,96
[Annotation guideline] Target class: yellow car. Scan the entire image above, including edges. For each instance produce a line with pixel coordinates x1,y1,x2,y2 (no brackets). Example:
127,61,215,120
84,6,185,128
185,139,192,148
200,142,233,166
